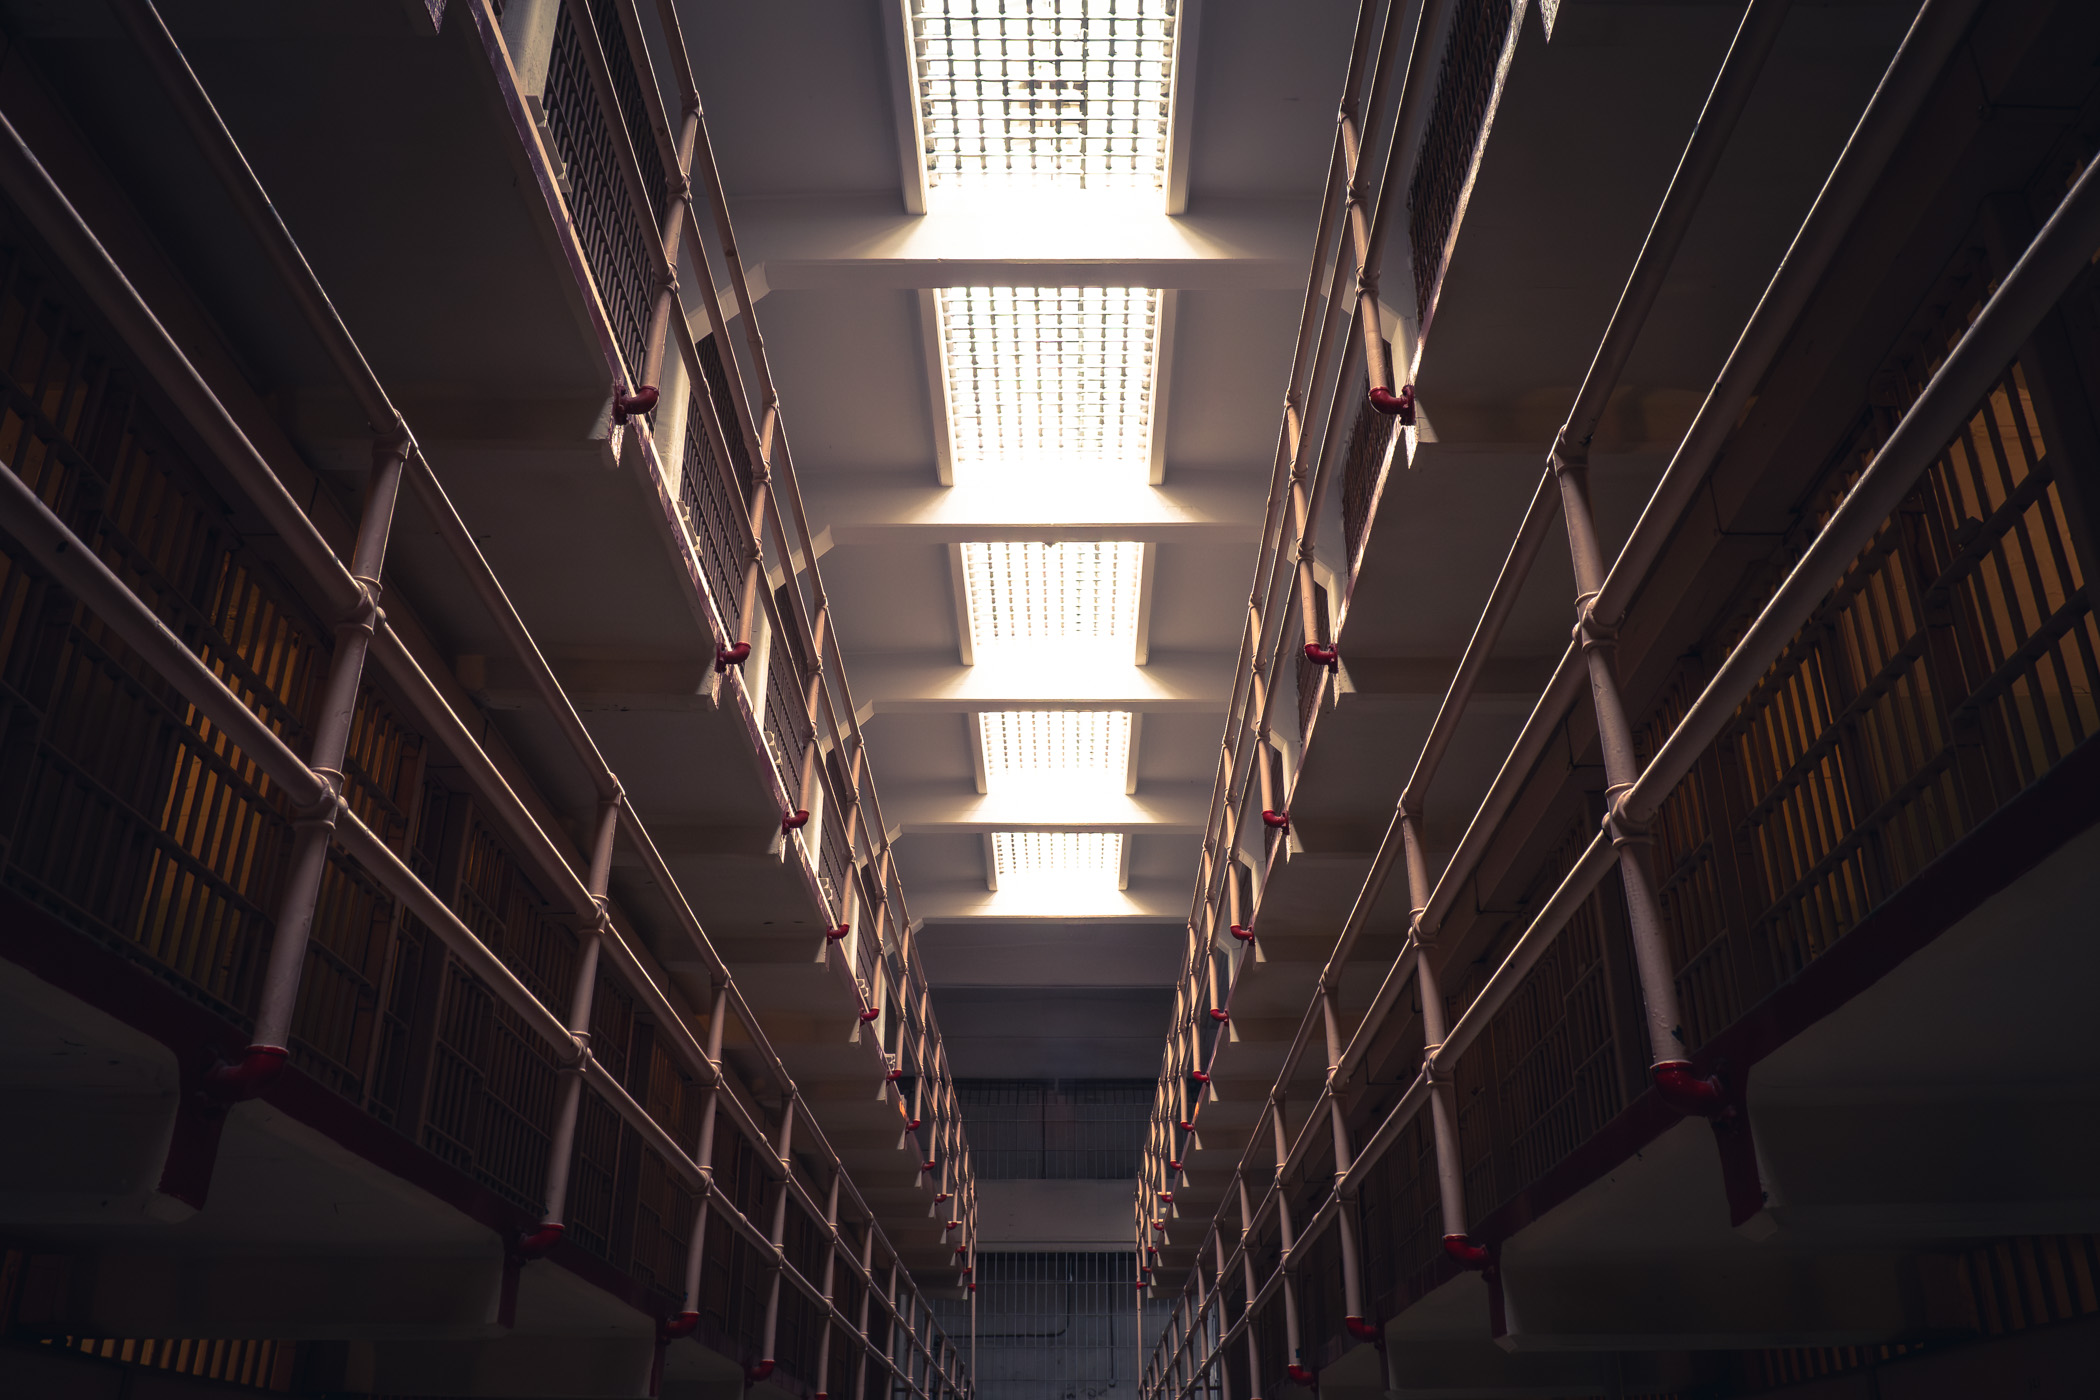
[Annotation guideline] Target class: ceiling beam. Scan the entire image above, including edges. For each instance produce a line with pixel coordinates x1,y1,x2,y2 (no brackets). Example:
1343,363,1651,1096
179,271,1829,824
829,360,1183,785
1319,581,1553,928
882,781,1211,835
809,476,1267,546
723,194,1313,293
852,649,1234,715
908,879,1188,923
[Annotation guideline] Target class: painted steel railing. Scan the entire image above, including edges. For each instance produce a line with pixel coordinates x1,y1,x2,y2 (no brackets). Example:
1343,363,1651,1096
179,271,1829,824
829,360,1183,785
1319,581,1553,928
1135,0,2100,1394
0,1,976,1394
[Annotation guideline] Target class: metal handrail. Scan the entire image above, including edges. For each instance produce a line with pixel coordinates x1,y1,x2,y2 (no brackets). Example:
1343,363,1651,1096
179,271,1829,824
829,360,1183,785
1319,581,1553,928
1136,0,2008,1392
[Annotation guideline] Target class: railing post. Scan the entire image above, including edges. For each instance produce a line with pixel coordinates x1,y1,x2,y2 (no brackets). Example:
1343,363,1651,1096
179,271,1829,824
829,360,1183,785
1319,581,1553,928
1552,448,1721,1113
814,1170,842,1398
669,981,729,1335
754,1093,799,1381
1235,1175,1262,1400
210,431,411,1099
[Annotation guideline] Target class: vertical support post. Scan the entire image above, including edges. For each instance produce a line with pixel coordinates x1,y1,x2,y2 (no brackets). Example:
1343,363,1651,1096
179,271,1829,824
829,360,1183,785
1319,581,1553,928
674,981,730,1326
813,1170,842,1399
1552,450,1723,1115
210,434,411,1099
524,793,624,1255
758,1094,800,1377
1235,1175,1262,1400
1268,1101,1304,1381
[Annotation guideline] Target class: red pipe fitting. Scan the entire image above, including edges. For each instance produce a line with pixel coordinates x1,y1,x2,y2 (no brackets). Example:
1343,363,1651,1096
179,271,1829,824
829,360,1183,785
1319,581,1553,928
885,1067,904,1082
1441,1233,1492,1270
1145,1244,1158,1256
955,1246,968,1258
613,385,661,422
1151,1220,1167,1233
1368,384,1416,425
204,1044,289,1102
826,923,851,941
1168,1160,1182,1172
858,1007,881,1023
660,1311,701,1341
746,1359,776,1385
1208,1008,1230,1024
922,1160,938,1173
1652,1061,1729,1118
783,809,811,833
715,641,751,671
1159,1192,1174,1204
934,1192,953,1204
1190,1069,1210,1085
907,1118,922,1131
1286,1363,1317,1387
1229,924,1254,942
1343,1316,1380,1344
516,1221,565,1259
1302,642,1340,670
944,1220,961,1231
1176,1120,1193,1133
1262,809,1290,831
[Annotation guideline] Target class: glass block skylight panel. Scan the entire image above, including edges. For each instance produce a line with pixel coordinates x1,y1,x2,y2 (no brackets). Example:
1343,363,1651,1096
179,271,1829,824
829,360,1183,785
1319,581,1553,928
960,541,1144,652
992,831,1123,889
980,710,1132,794
938,286,1159,478
914,0,1177,190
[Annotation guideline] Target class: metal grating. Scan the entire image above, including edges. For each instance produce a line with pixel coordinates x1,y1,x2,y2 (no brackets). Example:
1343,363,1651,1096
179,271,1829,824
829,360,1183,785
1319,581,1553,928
957,1078,1151,1178
960,540,1145,652
913,0,1177,191
1407,0,1518,324
991,830,1122,890
932,1253,1167,1400
937,286,1160,479
980,709,1132,794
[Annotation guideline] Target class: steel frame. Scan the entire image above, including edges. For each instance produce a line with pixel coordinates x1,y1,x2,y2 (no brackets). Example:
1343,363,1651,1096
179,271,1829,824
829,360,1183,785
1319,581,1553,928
1132,0,2100,1393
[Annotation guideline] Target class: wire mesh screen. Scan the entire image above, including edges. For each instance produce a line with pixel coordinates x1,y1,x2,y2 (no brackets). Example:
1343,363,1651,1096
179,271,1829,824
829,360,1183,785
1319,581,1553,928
958,1080,1151,1179
934,1253,1166,1400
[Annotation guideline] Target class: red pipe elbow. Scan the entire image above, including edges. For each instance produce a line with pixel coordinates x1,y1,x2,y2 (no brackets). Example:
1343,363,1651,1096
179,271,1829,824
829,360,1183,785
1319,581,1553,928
907,1118,921,1131
826,923,851,941
614,385,660,422
944,1220,961,1231
1441,1233,1491,1270
1159,1191,1174,1204
660,1311,701,1341
1229,924,1254,942
1344,1316,1380,1344
516,1221,566,1259
1209,1008,1230,1024
1190,1070,1210,1086
934,1192,953,1204
1176,1120,1193,1133
858,1007,880,1023
1285,1363,1317,1386
1302,642,1339,670
922,1160,938,1173
746,1359,776,1385
716,641,751,671
1652,1061,1729,1117
1168,1159,1182,1172
1368,384,1416,425
885,1067,904,1082
203,1044,288,1102
782,809,810,833
1262,809,1289,831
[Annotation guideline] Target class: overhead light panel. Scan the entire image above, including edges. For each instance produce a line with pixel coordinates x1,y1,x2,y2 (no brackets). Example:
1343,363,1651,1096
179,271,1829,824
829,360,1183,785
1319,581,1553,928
991,831,1124,892
980,710,1133,795
960,540,1143,657
913,0,1178,191
938,286,1160,480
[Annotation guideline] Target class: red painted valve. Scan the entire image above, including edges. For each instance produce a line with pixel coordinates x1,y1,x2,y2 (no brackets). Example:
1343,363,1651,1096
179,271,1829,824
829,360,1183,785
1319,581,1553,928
1368,384,1415,425
1652,1061,1729,1118
1441,1233,1492,1270
614,385,661,422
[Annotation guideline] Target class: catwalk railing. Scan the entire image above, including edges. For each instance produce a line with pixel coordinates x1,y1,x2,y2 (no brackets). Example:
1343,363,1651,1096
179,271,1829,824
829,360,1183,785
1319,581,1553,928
1138,0,2100,1395
0,1,973,1394
503,0,978,1270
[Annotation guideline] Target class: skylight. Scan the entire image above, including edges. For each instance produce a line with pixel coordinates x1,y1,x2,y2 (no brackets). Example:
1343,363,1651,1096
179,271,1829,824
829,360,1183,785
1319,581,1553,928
913,0,1177,191
991,831,1124,891
980,710,1133,795
938,286,1160,480
960,540,1144,655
